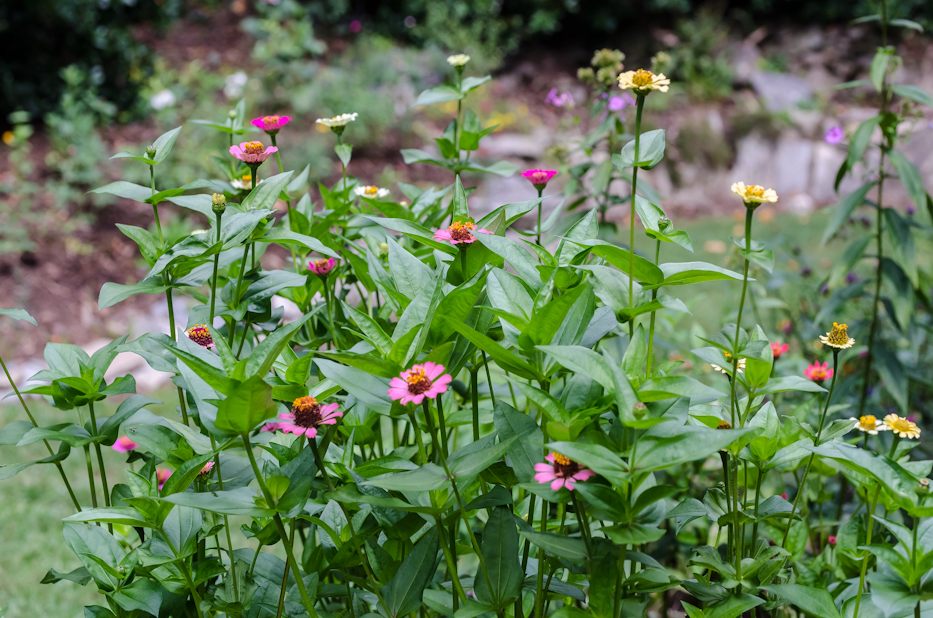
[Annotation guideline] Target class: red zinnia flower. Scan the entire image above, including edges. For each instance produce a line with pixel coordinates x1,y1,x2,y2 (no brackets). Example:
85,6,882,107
804,361,833,384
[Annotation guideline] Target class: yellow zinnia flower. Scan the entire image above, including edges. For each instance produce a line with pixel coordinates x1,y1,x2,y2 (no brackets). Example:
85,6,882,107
617,69,670,93
819,322,855,350
850,415,887,435
731,182,778,205
882,414,921,439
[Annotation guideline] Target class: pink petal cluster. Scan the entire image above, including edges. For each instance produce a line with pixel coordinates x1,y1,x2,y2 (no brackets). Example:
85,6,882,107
112,436,138,453
534,452,596,492
251,114,292,132
198,461,215,477
278,396,342,439
230,141,278,163
309,257,337,276
545,88,574,108
388,362,452,405
433,221,491,245
522,169,558,188
157,468,172,490
770,342,789,359
804,361,833,384
824,126,845,145
608,93,636,111
261,422,286,433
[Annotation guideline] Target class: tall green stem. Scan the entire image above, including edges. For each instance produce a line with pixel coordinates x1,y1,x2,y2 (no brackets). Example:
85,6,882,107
435,513,468,603
853,484,882,618
87,403,111,521
470,366,480,442
782,350,839,548
750,465,764,550
570,492,592,557
150,165,163,245
83,445,98,508
627,94,645,339
645,239,661,379
0,352,80,510
858,148,886,417
242,435,319,618
209,210,223,323
208,435,238,602
536,186,544,246
734,208,754,345
406,409,429,465
160,526,205,618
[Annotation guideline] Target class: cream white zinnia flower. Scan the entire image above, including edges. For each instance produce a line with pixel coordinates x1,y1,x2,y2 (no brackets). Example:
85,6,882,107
447,54,471,67
316,113,358,128
354,185,390,199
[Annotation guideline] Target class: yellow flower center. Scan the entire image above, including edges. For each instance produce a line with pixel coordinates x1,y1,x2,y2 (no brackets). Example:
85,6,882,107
890,418,912,433
717,421,732,430
363,186,379,197
858,415,877,429
632,69,655,87
827,322,850,346
405,368,432,394
448,221,477,242
263,115,280,124
240,174,252,183
552,453,571,466
746,185,765,198
243,141,265,154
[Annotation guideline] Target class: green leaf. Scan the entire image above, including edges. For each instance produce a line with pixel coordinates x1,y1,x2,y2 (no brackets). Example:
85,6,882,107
90,181,153,202
99,281,170,310
381,527,440,617
617,129,666,169
364,464,448,492
258,227,338,257
473,233,542,289
761,584,841,618
151,126,182,163
474,506,523,609
448,436,517,480
891,84,933,107
334,143,352,167
64,507,150,527
888,150,928,213
214,376,277,435
366,216,458,255
493,401,543,483
413,84,463,107
578,240,664,285
452,174,469,221
653,262,746,288
634,424,753,472
438,314,542,381
241,171,293,212
822,181,874,243
245,315,312,379
0,308,37,326
161,487,275,517
870,48,893,92
315,358,392,409
517,524,588,562
546,442,628,486
112,577,162,617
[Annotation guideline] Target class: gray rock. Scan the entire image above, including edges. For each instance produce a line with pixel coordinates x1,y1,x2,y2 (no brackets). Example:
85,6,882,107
749,71,815,112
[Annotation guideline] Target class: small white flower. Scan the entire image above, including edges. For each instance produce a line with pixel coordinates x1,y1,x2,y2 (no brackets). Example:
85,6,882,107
354,185,390,199
191,229,210,236
230,175,263,190
316,113,358,127
150,89,176,110
224,72,248,99
447,54,471,67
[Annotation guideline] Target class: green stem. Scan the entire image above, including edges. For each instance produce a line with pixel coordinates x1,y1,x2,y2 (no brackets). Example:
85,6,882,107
236,319,252,359
481,351,496,408
536,186,544,246
406,409,429,465
160,526,205,618
858,149,886,417
854,485,882,618
645,239,661,379
627,94,645,340
570,491,592,558
242,435,319,618
88,402,112,530
150,165,163,246
470,366,480,441
83,445,98,508
750,465,764,551
228,243,252,349
734,208,754,346
534,503,547,618
436,391,449,459
720,451,732,562
209,210,223,324
0,352,81,510
164,284,190,425
209,435,238,602
435,514,468,603
613,543,628,618
782,351,839,548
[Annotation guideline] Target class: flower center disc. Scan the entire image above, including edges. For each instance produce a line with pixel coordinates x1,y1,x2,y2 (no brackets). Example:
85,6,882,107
406,369,432,394
747,186,765,198
859,415,877,429
632,69,655,87
448,222,476,242
244,141,264,154
292,397,322,428
552,453,581,478
828,322,850,345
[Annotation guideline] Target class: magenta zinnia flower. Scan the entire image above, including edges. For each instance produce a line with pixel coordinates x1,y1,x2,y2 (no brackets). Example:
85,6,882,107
156,468,172,490
770,342,789,359
185,324,215,349
261,422,285,433
522,169,558,190
251,114,292,133
112,436,138,453
198,461,215,477
230,141,278,163
309,257,336,276
804,361,833,384
545,88,574,108
278,396,342,439
824,126,845,145
534,452,596,492
388,362,452,405
608,94,635,111
433,221,491,245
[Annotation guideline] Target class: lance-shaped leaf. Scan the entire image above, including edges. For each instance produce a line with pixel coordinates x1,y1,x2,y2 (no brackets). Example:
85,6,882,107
381,527,440,617
214,376,277,435
474,506,523,609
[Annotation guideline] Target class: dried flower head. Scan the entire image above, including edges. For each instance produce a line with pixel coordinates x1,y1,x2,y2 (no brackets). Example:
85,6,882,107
819,322,855,350
618,69,670,93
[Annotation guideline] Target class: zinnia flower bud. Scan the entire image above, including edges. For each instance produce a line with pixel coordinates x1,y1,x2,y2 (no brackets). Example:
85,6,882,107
228,109,237,119
145,144,157,159
917,479,930,496
211,193,226,214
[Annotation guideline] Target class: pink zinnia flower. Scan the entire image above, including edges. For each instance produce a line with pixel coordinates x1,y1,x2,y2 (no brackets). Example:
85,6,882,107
185,324,215,349
112,436,138,453
251,114,292,133
522,169,558,189
229,141,278,164
261,422,285,433
770,342,789,359
433,221,491,245
388,362,452,405
608,94,635,111
804,361,833,384
198,461,215,477
533,452,596,492
156,468,172,490
824,126,845,145
309,257,336,276
781,493,788,500
827,535,837,546
545,88,574,108
278,396,342,439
